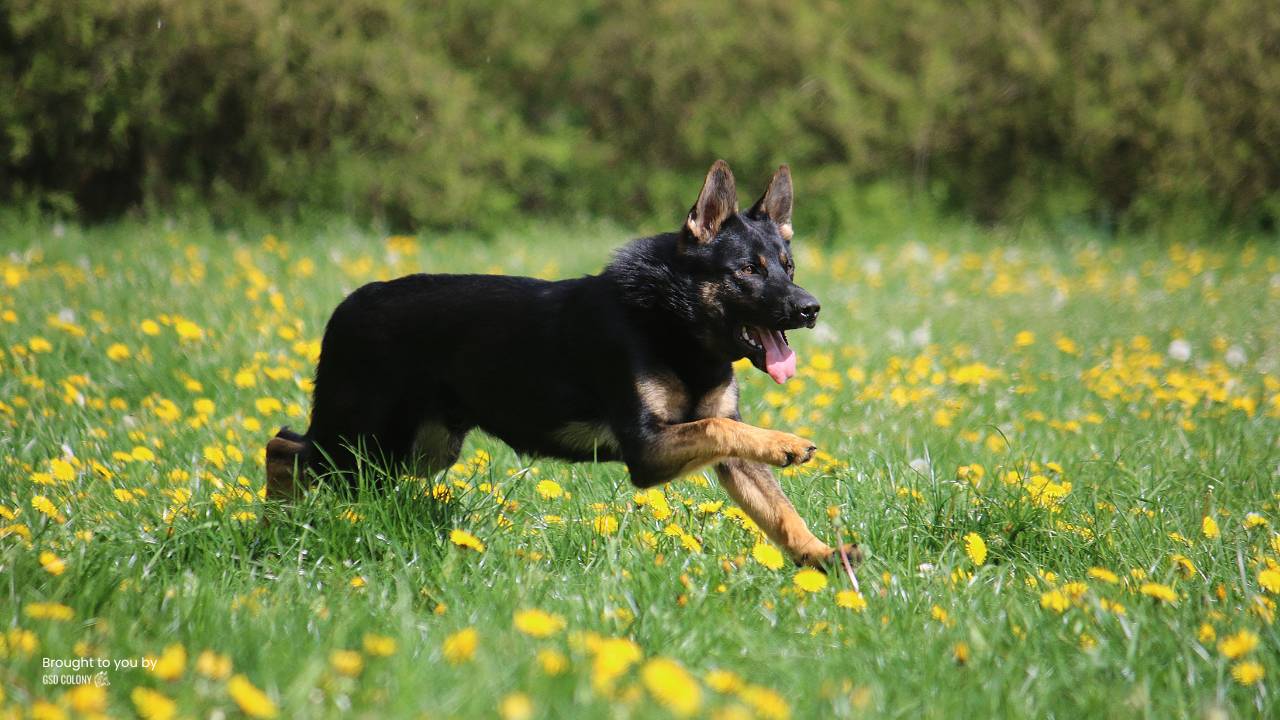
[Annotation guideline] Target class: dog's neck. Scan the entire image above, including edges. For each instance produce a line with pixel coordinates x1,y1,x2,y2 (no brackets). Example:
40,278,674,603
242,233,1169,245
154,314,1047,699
603,233,737,383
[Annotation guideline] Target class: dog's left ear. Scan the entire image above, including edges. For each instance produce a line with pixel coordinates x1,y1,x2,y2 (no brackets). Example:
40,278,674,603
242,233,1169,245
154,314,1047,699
747,165,793,241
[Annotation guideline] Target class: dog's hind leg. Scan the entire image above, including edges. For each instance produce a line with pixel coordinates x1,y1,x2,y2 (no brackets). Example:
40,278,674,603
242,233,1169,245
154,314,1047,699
265,428,311,502
408,421,468,478
714,458,858,568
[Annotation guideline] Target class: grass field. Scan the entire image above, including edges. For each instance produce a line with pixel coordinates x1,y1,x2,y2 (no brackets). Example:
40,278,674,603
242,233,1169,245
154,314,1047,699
3,216,1279,719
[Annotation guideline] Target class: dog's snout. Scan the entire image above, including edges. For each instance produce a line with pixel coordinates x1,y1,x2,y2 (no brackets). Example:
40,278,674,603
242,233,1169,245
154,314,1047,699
790,287,820,327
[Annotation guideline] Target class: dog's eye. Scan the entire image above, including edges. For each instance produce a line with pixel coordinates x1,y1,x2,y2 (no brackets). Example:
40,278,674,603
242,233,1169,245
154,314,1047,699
740,264,758,275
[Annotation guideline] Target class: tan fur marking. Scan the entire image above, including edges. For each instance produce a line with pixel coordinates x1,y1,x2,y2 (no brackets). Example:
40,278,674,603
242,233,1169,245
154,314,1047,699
554,421,619,452
265,435,306,501
686,215,709,241
757,253,768,269
636,372,688,422
714,458,837,566
778,223,794,240
695,378,739,419
698,282,722,312
647,417,814,478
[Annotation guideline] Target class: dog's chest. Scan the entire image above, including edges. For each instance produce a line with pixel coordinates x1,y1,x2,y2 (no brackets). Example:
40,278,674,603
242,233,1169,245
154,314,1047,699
636,371,738,423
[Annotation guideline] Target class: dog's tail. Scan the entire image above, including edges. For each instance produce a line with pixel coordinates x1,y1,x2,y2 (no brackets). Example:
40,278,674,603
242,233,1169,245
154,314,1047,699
265,427,310,501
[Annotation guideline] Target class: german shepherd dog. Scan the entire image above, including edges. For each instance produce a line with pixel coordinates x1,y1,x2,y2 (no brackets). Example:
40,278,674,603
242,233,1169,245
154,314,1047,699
266,160,855,568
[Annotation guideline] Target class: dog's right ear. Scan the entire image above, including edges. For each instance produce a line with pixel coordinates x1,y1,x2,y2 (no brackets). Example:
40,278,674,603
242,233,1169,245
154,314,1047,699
747,165,793,240
684,160,738,243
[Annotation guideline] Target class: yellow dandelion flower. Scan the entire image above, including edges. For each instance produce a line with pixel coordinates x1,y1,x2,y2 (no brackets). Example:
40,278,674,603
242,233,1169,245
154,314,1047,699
50,458,76,483
535,479,564,499
590,636,642,691
106,342,131,361
793,568,827,593
537,649,568,675
593,514,619,535
442,627,478,664
1219,630,1259,659
450,529,485,553
1040,589,1070,613
705,669,743,693
39,551,66,576
1244,512,1269,529
752,543,784,570
513,608,567,638
131,445,156,462
1170,554,1197,579
1259,568,1280,594
362,633,397,657
174,319,203,341
1202,515,1220,539
227,674,278,718
641,657,703,717
931,605,952,625
499,692,534,720
739,684,791,720
149,643,186,681
1139,582,1178,603
32,495,65,522
329,649,363,677
1087,567,1120,584
140,319,161,336
963,532,987,565
254,398,283,415
196,650,232,680
131,686,177,720
1232,661,1265,685
836,590,867,612
29,336,53,353
25,601,74,621
234,370,256,388
953,641,971,664
67,683,107,714
193,398,215,415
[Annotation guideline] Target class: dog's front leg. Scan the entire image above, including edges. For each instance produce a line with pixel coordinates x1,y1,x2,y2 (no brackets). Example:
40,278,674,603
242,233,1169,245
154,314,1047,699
623,417,816,487
620,418,853,569
714,457,847,568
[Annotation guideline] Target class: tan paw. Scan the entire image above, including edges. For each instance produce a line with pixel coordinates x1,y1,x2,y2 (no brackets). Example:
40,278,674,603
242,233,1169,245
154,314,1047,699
760,431,817,467
795,542,862,571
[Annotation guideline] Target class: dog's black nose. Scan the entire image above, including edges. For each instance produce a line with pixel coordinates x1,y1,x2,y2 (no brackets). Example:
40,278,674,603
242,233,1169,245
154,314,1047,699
798,299,820,324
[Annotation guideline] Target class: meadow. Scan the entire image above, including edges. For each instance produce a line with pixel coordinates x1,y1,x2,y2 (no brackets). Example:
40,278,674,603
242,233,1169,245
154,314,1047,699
2,216,1279,718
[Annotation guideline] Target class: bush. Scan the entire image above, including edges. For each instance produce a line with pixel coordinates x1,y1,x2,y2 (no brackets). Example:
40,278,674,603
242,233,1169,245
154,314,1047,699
2,1,1278,231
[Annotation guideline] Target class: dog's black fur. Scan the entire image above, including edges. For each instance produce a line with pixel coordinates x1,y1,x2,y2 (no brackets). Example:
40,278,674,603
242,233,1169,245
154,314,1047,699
267,161,848,565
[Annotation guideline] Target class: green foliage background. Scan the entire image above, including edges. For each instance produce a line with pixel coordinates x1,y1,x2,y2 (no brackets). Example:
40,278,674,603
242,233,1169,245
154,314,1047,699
3,0,1278,231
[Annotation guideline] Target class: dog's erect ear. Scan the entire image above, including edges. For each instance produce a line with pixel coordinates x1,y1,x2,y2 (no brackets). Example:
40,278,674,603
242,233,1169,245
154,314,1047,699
685,160,738,243
747,165,793,240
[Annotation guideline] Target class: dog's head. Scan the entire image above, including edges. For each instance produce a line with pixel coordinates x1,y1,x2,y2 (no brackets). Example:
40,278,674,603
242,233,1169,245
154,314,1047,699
679,160,819,384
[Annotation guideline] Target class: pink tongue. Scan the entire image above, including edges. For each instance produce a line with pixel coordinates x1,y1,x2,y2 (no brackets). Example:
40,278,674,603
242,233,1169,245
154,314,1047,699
754,327,797,384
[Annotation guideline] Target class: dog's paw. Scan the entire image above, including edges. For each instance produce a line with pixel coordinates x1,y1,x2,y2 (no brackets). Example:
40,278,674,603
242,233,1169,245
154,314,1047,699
795,542,862,572
762,431,817,467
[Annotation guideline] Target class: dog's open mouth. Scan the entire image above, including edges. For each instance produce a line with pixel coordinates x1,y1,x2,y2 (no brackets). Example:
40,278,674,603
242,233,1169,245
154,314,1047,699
738,326,797,384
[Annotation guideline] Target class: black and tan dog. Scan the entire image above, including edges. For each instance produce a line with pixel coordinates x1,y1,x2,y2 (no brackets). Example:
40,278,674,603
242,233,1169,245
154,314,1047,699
266,160,854,567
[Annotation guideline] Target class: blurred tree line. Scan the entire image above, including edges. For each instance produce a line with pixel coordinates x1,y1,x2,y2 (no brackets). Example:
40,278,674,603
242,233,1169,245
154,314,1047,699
2,0,1278,233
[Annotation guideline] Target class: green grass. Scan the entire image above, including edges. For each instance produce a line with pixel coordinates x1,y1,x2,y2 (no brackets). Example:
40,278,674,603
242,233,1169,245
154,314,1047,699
2,216,1279,719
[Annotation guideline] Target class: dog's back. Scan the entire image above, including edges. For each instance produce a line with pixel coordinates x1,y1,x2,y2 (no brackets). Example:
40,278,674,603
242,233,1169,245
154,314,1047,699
269,271,631,492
